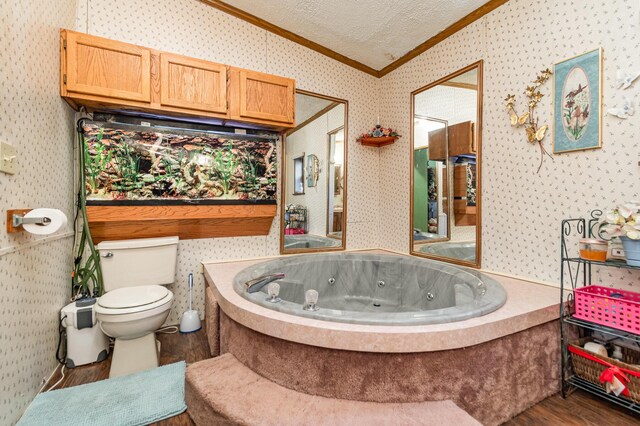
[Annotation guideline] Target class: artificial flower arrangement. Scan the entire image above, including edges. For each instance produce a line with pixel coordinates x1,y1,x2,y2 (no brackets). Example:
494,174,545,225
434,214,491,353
357,124,400,140
357,124,401,147
357,124,401,140
600,201,640,240
504,68,553,173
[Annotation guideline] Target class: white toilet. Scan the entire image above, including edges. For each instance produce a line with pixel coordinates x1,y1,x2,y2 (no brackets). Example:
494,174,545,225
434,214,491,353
94,236,178,378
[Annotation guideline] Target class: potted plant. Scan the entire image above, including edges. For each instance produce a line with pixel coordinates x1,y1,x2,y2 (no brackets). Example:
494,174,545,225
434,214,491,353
600,201,640,266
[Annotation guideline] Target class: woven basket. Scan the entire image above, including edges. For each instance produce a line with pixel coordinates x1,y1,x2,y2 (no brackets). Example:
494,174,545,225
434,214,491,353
569,337,640,403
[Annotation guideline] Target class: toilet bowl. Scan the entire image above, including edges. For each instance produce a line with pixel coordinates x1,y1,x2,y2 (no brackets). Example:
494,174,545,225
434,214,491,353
95,236,179,378
96,285,174,377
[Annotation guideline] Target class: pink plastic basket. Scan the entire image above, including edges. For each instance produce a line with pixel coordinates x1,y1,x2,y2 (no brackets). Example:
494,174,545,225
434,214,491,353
574,285,640,334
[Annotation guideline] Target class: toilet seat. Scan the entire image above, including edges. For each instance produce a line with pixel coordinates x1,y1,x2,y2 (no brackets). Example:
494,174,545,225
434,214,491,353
96,285,173,315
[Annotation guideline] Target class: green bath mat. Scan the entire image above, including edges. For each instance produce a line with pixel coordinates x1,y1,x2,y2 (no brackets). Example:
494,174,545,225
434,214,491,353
18,361,187,426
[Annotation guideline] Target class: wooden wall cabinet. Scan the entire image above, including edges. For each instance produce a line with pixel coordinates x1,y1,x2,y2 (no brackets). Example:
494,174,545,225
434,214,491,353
228,68,295,125
160,53,227,114
427,127,446,161
62,30,151,103
448,121,475,157
60,30,295,129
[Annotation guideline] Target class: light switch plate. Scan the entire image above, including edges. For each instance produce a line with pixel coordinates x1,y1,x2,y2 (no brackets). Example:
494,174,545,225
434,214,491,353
0,141,17,174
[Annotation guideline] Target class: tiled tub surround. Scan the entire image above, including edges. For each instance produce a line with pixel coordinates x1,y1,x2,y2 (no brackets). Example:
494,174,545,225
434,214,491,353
204,250,561,352
204,251,563,425
233,253,506,325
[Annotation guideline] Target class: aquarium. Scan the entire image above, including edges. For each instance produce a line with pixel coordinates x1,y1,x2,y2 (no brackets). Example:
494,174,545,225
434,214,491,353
80,120,277,203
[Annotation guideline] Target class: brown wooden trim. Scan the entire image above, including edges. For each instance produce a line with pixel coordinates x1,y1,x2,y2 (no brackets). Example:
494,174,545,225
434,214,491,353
476,61,484,269
378,0,507,77
358,136,398,147
200,0,507,78
325,126,345,236
199,0,379,77
441,81,478,91
409,61,483,269
85,205,276,243
6,209,32,233
280,90,348,254
286,101,340,136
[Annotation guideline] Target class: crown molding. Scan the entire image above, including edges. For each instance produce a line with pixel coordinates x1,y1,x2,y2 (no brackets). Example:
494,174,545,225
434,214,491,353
200,0,379,77
377,0,508,76
200,0,509,79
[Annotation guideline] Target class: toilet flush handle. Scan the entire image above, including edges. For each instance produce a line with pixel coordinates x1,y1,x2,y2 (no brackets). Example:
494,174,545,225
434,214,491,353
101,252,113,258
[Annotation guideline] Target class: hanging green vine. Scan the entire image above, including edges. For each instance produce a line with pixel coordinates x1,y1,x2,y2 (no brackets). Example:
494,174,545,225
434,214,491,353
72,120,104,298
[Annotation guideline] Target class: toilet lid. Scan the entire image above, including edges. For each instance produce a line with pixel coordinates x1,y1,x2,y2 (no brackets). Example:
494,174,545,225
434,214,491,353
98,285,170,309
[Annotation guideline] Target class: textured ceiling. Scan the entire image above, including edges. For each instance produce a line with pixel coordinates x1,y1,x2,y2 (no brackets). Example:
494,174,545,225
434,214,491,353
222,0,491,69
295,93,333,124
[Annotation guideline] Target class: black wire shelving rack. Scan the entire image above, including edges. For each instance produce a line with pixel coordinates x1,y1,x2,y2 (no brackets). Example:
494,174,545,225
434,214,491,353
560,209,640,415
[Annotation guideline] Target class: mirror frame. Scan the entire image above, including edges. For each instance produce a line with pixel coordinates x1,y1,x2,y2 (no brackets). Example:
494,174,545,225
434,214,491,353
292,153,305,195
326,126,345,237
413,115,450,242
409,60,483,268
280,89,348,254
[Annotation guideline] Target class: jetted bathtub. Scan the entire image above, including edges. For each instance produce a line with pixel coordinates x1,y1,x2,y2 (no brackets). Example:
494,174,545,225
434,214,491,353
420,241,476,262
283,234,341,249
233,253,506,326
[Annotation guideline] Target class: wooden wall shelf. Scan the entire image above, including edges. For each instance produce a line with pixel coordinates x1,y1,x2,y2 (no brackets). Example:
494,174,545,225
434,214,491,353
358,136,398,147
85,204,276,243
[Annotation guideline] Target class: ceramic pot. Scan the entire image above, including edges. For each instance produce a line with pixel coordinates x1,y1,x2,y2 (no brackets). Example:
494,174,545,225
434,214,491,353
620,236,640,267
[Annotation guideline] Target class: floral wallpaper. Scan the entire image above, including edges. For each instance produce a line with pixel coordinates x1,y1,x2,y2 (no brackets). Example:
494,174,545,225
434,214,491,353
0,0,77,424
74,0,381,325
3,0,640,423
379,0,640,290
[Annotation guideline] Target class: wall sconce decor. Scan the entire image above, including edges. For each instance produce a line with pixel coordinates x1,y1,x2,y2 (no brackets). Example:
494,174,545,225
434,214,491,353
306,154,320,187
504,68,553,173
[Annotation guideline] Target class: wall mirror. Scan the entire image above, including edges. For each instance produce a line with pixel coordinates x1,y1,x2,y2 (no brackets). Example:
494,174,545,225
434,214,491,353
410,61,482,268
281,90,347,253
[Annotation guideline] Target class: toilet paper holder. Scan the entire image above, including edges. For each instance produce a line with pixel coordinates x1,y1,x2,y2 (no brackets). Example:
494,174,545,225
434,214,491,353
7,209,50,233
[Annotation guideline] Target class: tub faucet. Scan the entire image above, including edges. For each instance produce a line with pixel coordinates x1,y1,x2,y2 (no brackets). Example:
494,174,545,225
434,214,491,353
244,273,285,293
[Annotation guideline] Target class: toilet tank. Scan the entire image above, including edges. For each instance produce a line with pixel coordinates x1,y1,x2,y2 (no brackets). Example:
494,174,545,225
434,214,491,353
97,236,179,292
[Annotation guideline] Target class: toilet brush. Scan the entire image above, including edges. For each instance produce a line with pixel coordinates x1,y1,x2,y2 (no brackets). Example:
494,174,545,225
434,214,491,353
179,273,202,333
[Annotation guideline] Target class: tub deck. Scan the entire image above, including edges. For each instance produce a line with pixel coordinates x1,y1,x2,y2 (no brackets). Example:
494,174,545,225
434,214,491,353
203,249,563,353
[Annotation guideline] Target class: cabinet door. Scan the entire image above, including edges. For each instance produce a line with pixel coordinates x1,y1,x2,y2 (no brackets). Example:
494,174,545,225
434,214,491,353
448,121,475,157
238,70,295,124
453,165,467,198
160,53,227,114
427,128,447,161
64,31,151,102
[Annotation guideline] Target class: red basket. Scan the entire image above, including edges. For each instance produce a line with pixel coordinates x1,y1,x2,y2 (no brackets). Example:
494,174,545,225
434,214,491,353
574,285,640,334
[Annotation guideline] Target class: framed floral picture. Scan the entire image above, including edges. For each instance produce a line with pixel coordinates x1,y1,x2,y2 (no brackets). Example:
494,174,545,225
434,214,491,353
553,48,602,154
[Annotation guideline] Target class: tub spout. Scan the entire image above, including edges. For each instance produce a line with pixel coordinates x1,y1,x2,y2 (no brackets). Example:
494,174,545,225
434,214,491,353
245,273,285,293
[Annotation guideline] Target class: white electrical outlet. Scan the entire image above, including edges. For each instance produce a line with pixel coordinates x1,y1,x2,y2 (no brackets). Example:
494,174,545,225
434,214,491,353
0,141,17,174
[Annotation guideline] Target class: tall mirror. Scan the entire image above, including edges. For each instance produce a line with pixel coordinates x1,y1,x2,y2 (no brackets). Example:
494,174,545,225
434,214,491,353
410,61,482,267
281,90,347,253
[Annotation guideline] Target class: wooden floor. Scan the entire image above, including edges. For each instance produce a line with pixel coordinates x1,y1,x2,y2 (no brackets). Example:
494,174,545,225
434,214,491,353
506,389,639,425
43,322,639,425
